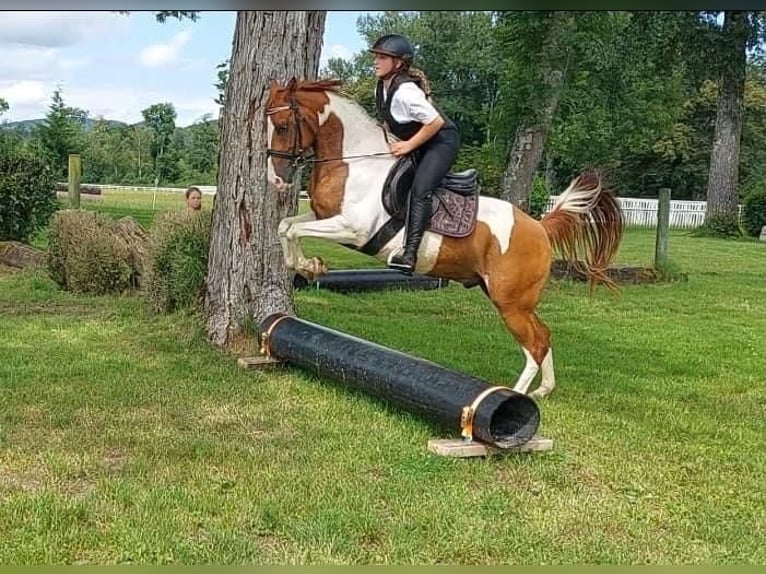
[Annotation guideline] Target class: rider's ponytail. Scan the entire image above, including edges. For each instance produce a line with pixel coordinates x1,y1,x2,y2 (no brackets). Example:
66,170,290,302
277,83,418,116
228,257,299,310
406,67,433,100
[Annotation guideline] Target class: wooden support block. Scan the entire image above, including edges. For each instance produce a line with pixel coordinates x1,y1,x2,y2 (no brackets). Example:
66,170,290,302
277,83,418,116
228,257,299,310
427,435,553,458
237,355,284,369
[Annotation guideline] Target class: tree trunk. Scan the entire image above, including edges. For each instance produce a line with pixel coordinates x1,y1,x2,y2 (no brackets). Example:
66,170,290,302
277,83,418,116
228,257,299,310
501,12,572,211
205,11,326,348
705,10,749,228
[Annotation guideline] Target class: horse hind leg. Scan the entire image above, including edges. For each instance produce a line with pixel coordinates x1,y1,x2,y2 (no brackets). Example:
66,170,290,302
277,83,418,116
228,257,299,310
497,306,556,399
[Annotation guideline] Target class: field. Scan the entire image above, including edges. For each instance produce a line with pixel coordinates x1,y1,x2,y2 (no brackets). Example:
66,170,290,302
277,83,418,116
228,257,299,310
1,188,764,564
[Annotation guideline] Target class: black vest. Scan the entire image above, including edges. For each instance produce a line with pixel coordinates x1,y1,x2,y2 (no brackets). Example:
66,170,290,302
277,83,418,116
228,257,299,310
375,72,456,142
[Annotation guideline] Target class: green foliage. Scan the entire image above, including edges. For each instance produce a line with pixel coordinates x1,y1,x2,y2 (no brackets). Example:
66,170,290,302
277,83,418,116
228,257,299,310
529,174,554,219
144,209,212,314
692,213,743,238
47,210,135,295
33,89,87,180
141,102,177,186
742,187,766,237
0,136,58,242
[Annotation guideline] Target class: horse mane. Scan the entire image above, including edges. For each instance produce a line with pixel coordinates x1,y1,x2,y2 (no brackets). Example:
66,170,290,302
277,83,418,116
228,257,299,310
294,78,344,93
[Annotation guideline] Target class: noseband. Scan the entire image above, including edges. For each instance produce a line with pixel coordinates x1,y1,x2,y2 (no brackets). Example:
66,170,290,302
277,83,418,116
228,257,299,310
265,97,315,184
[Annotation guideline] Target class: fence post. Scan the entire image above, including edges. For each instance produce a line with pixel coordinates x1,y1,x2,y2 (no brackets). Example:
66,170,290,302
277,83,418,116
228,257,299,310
655,187,671,268
68,154,81,209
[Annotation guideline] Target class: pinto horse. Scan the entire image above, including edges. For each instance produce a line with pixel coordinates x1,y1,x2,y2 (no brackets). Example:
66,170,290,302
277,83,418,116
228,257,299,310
265,78,624,399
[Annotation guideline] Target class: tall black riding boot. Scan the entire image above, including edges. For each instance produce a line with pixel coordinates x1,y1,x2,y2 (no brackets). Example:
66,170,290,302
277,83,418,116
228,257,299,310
388,193,433,274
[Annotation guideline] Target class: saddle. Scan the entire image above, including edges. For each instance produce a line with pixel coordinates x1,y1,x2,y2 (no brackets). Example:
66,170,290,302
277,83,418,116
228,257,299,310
382,155,480,238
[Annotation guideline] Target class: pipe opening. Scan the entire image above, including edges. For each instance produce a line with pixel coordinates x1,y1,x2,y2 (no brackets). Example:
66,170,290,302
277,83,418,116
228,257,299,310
489,395,540,448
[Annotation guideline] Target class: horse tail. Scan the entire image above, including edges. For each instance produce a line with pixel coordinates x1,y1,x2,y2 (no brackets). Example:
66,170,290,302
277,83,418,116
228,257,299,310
540,171,625,291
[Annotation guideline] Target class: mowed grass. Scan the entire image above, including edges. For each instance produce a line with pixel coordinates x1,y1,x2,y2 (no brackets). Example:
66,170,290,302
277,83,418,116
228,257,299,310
2,190,765,564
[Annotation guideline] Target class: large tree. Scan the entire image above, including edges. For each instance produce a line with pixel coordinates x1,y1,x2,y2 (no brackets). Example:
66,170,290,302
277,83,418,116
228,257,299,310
205,11,326,347
704,10,755,233
497,11,576,211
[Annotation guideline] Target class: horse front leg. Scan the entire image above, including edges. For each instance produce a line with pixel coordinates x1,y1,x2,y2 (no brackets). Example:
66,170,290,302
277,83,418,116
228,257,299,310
278,211,317,270
283,215,360,281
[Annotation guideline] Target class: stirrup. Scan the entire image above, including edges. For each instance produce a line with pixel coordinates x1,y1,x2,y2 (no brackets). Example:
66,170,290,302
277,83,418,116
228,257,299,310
387,250,415,274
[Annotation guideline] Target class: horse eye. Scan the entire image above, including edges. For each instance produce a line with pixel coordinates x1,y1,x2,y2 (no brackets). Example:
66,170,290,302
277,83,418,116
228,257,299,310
276,124,288,134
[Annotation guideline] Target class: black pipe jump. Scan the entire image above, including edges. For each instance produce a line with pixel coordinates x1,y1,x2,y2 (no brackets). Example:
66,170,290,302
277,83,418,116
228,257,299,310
293,269,449,293
258,313,540,449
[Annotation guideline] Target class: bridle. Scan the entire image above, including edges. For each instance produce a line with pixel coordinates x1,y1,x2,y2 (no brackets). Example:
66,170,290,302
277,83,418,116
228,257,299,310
266,95,392,184
265,96,315,184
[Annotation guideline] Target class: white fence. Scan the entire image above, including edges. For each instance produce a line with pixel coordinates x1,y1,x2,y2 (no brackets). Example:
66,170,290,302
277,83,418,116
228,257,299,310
545,196,742,229
70,183,738,229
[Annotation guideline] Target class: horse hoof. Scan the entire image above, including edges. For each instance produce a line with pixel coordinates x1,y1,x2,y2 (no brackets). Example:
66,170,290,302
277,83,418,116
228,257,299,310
298,258,327,281
529,389,550,401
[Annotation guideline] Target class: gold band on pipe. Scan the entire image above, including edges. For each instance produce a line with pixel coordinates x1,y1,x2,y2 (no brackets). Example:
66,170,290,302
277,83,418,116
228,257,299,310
259,314,292,357
460,385,511,441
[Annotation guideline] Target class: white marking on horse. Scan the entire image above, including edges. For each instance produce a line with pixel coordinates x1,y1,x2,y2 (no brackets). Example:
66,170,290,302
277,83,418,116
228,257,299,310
478,197,515,255
531,348,555,399
514,347,540,395
317,102,332,127
266,116,277,185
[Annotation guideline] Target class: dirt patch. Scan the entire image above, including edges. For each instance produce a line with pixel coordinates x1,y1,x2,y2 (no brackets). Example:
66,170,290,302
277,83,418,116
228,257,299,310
102,448,129,473
551,259,662,285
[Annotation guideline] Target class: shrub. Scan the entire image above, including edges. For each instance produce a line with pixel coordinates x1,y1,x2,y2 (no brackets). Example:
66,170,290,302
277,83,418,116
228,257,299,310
47,210,144,295
692,213,742,239
143,210,212,313
742,188,766,238
0,140,57,242
529,174,553,220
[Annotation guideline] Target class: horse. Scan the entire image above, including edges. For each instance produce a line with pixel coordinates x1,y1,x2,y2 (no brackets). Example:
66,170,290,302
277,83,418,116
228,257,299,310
264,77,624,399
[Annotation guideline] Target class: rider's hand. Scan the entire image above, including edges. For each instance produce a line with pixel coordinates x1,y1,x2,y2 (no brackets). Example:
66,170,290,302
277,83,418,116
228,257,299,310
390,141,414,157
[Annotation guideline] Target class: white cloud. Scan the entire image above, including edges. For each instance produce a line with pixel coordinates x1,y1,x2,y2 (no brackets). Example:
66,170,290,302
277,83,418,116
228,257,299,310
0,46,89,82
0,11,126,48
0,80,47,105
139,29,192,68
319,43,354,71
65,85,218,126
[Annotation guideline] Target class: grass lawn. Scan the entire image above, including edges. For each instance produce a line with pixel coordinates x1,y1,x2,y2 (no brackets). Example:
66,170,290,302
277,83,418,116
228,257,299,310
1,189,764,564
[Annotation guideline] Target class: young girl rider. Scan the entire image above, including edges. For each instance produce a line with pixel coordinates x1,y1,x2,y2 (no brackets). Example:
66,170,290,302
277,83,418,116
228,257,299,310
369,34,460,274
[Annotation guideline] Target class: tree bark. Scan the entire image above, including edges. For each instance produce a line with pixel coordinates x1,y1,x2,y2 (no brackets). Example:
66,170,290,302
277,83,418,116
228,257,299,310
205,11,326,348
502,12,572,211
705,10,749,226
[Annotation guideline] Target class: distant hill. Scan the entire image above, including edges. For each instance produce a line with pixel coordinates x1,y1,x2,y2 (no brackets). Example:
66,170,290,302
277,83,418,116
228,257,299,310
3,117,129,133
2,117,218,134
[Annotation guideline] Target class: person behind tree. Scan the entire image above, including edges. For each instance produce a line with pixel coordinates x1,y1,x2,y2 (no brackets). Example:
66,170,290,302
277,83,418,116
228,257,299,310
369,33,460,274
185,186,202,212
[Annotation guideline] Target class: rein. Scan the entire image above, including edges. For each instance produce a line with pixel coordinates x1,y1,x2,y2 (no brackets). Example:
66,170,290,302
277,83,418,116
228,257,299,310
265,100,392,181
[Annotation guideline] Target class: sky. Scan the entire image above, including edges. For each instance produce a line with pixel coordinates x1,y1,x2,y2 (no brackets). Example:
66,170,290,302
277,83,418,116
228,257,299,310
0,10,375,127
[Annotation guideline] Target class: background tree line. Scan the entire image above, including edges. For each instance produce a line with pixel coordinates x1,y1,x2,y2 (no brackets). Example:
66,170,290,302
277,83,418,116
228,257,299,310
0,89,220,188
3,10,766,225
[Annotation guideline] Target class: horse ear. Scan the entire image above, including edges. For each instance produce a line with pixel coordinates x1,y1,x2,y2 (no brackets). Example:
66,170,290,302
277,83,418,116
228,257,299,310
269,78,280,91
286,76,297,92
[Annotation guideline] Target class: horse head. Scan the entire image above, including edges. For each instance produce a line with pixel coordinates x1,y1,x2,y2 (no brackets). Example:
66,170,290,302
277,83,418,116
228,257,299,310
265,77,343,191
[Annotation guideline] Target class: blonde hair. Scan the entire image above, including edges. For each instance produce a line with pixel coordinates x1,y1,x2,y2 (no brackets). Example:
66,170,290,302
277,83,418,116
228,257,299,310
406,67,432,100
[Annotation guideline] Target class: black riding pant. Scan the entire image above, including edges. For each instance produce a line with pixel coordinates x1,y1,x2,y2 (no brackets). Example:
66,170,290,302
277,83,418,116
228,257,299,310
411,127,460,201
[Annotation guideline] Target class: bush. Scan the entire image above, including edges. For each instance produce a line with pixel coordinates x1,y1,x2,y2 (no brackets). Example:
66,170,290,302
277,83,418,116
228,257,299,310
742,188,766,238
692,213,742,239
530,174,553,220
0,140,57,241
143,210,212,313
47,210,140,295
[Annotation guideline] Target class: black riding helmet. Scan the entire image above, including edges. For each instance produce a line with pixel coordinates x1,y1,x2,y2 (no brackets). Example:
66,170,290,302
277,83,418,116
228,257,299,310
369,34,414,64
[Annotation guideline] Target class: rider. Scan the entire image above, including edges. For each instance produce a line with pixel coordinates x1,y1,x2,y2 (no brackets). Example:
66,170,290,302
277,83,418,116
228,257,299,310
369,33,460,274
